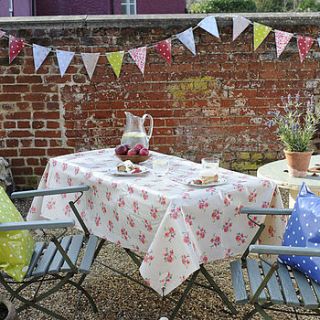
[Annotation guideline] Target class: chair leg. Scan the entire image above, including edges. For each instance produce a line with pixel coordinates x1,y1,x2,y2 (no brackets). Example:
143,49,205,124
255,303,273,320
243,303,273,320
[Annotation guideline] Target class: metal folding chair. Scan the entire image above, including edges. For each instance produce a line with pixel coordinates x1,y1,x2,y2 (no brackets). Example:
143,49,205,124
230,207,320,319
0,185,105,320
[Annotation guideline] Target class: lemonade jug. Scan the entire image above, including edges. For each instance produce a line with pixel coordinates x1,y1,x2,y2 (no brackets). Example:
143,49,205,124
121,112,154,148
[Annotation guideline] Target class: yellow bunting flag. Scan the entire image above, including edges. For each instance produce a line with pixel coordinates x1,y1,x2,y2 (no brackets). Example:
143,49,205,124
253,22,272,51
106,51,125,78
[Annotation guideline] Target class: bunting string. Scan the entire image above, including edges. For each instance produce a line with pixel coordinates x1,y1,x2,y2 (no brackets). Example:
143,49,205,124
0,15,319,80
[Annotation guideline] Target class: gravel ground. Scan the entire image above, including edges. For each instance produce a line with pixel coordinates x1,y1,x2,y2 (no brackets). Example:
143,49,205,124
0,191,318,320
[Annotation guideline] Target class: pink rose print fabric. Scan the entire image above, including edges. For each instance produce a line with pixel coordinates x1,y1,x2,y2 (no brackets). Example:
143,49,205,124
155,39,172,64
274,30,293,58
297,35,314,63
9,35,25,64
129,46,147,74
27,149,285,296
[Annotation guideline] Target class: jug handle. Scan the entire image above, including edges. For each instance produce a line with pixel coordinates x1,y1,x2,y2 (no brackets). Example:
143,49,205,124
142,114,154,142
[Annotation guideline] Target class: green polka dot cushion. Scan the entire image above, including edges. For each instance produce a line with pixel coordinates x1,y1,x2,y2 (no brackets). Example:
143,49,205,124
0,186,34,281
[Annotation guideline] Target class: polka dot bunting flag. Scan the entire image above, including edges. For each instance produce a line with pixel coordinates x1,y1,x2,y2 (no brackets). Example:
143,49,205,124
0,30,5,39
275,30,293,58
253,22,272,51
106,51,125,78
297,35,314,63
56,49,75,77
9,35,25,64
155,39,172,64
128,46,147,74
33,44,52,72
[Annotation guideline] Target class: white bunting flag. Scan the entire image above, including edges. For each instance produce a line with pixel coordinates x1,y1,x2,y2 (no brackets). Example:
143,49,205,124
233,16,251,41
274,30,293,58
81,52,100,80
33,44,52,72
129,46,147,74
317,37,320,48
0,30,5,39
198,16,220,38
56,49,75,77
176,27,196,56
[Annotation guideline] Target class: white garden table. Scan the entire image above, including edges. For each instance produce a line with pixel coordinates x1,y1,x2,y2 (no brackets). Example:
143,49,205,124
257,155,320,207
27,148,285,308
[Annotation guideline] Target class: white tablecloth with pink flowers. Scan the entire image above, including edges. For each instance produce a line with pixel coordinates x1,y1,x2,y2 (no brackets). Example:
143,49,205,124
27,148,285,296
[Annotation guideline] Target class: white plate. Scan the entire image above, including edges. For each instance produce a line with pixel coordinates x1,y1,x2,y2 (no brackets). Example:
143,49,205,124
110,167,149,176
188,178,227,187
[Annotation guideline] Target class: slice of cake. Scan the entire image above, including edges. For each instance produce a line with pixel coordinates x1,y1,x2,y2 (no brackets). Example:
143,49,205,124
117,160,135,172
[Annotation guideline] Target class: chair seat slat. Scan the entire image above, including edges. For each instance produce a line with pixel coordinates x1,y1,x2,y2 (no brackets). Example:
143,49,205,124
261,261,284,304
277,263,300,306
247,259,267,303
26,242,45,278
32,242,58,277
230,260,248,304
79,236,98,274
60,235,84,272
292,269,318,309
48,236,72,274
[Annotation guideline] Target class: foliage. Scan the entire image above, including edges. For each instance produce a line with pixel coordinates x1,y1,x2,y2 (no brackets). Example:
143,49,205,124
189,0,257,13
298,0,320,11
267,94,320,152
255,0,294,12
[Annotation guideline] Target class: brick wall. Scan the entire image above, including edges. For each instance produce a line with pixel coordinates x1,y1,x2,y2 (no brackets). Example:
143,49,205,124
0,14,319,188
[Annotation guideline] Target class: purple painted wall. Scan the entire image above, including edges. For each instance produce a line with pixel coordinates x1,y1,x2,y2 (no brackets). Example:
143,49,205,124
0,0,32,16
36,0,111,15
35,0,185,16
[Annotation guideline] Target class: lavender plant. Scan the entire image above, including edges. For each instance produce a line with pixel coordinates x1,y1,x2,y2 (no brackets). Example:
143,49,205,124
267,94,320,152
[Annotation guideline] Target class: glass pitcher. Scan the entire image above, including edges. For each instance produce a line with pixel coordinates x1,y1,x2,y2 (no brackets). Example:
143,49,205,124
121,112,154,149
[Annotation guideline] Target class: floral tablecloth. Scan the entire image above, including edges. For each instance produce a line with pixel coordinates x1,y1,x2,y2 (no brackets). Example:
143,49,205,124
27,148,285,295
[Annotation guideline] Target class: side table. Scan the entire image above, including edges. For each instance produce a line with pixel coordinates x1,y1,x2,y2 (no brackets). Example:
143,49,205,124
257,155,320,207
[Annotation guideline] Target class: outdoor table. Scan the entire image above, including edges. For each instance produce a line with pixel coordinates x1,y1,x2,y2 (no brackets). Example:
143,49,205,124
27,148,285,306
257,155,320,207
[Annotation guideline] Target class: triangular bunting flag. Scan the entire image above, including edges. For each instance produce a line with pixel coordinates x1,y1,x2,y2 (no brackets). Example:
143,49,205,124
56,49,75,77
253,22,272,51
9,35,25,64
233,16,251,41
176,27,196,56
155,39,172,64
129,46,147,74
106,51,125,78
275,30,293,58
318,37,320,48
0,30,5,39
297,35,314,63
33,44,52,72
198,16,220,38
81,52,100,80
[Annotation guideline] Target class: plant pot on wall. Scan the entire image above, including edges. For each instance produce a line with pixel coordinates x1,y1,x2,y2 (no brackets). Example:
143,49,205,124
284,150,313,177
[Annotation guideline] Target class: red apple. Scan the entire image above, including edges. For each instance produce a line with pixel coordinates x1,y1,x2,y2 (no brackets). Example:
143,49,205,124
115,144,128,155
127,148,138,156
134,143,144,151
139,148,149,156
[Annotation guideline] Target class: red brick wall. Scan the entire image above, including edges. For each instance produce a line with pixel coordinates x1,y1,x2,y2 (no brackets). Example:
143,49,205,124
0,14,319,188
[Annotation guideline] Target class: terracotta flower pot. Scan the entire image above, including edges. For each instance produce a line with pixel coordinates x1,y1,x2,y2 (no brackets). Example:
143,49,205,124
284,150,313,177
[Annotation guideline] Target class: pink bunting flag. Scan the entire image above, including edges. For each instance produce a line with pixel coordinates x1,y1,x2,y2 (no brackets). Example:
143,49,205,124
129,46,147,74
275,30,293,58
0,30,5,39
9,35,25,64
155,39,172,64
297,35,314,63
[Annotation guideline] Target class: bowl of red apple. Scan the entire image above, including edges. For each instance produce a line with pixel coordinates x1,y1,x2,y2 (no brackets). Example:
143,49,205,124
115,144,151,164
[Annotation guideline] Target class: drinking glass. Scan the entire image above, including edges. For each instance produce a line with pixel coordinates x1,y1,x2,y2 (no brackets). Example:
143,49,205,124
153,159,169,176
201,154,221,175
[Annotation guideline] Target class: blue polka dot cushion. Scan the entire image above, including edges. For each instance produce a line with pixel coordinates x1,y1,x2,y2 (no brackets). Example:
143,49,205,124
279,183,320,283
0,186,34,281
